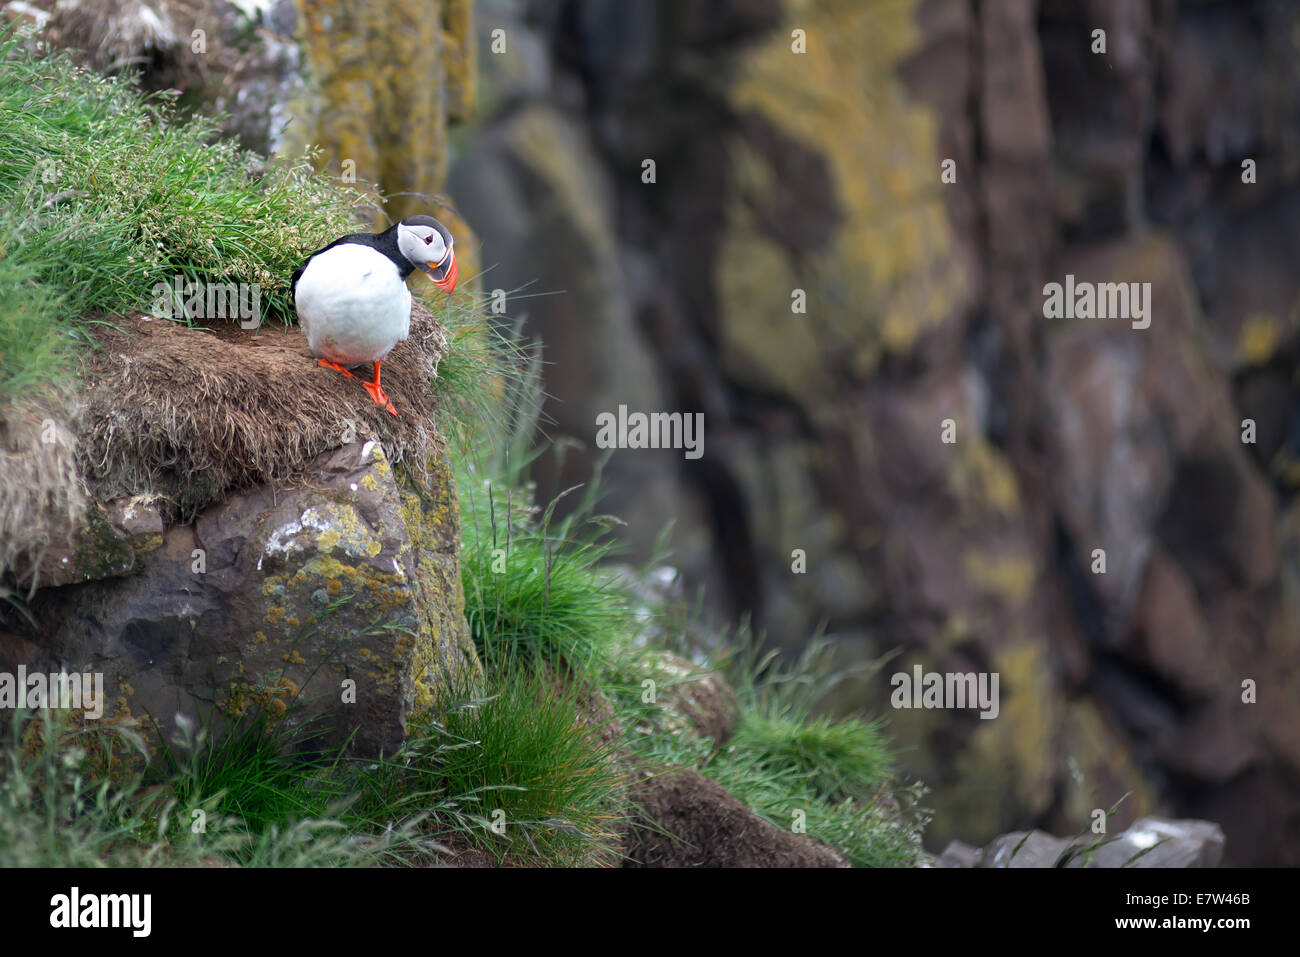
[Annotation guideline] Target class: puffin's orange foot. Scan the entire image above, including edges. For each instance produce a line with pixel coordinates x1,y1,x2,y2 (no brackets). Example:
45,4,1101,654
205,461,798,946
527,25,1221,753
317,358,356,378
363,379,398,417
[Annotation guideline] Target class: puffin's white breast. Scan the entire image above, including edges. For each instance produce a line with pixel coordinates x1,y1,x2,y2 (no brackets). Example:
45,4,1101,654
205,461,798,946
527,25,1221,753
295,243,411,365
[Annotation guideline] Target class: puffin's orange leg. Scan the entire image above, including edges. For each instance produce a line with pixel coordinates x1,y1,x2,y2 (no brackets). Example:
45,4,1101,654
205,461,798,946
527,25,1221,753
317,358,356,379
362,360,398,417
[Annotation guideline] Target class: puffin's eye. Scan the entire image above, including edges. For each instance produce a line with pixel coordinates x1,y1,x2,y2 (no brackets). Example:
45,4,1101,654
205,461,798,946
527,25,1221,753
424,234,433,244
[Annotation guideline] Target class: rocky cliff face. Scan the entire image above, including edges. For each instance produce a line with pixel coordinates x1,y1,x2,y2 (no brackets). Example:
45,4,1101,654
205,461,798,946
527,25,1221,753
448,0,1300,865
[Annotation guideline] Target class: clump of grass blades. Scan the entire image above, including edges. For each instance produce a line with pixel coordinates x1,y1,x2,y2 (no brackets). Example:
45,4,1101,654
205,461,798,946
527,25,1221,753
0,707,263,866
458,422,632,672
150,702,465,867
0,708,166,867
705,743,926,868
720,642,929,865
729,712,893,806
0,238,77,405
460,493,631,671
352,662,627,866
0,706,450,867
723,639,894,803
455,334,634,671
428,298,538,454
151,709,344,852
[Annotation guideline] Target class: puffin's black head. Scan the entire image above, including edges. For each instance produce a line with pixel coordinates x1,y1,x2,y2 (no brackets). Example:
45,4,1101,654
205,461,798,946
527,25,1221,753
395,215,457,293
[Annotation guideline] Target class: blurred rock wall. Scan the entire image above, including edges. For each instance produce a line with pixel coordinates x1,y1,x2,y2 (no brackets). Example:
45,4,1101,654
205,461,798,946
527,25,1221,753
449,0,1300,864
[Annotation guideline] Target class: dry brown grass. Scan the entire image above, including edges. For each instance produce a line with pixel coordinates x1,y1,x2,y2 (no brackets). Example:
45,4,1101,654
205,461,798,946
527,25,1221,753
77,300,448,525
0,401,87,588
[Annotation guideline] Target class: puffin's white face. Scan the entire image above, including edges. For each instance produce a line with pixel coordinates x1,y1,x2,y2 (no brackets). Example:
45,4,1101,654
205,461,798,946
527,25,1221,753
397,222,450,269
395,218,457,292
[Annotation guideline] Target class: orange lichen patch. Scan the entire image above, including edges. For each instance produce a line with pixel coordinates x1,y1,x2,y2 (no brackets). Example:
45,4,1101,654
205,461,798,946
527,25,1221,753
265,606,287,624
218,674,300,720
15,702,149,786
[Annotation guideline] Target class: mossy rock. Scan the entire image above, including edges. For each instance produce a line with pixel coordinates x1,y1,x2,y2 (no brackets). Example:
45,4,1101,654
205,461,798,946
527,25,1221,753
28,440,480,759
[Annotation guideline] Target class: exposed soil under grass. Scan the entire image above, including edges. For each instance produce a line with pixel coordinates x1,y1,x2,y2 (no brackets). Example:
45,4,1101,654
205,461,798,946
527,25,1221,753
622,767,850,868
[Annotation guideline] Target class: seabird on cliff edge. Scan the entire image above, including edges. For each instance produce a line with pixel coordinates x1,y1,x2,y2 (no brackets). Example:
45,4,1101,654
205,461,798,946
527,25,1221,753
292,215,458,416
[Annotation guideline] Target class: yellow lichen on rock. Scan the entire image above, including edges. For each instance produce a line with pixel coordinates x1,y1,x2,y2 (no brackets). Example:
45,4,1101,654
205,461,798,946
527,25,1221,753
944,638,1059,841
398,453,482,719
716,0,970,400
289,0,447,223
441,0,477,122
962,549,1036,608
1058,700,1158,828
287,0,479,228
948,430,1022,520
1240,312,1283,365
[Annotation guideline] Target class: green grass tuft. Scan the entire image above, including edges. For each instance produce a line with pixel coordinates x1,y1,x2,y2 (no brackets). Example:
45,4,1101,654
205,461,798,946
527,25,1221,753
0,707,454,867
428,298,538,453
729,712,894,806
457,401,631,670
353,663,627,865
459,487,631,671
150,709,349,856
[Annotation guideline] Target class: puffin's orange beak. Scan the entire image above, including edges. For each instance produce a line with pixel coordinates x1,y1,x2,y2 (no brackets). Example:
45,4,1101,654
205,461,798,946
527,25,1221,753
427,249,457,293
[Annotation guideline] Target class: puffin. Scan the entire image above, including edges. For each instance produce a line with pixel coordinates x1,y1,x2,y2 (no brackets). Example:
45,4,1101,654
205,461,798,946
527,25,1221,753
292,214,458,416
